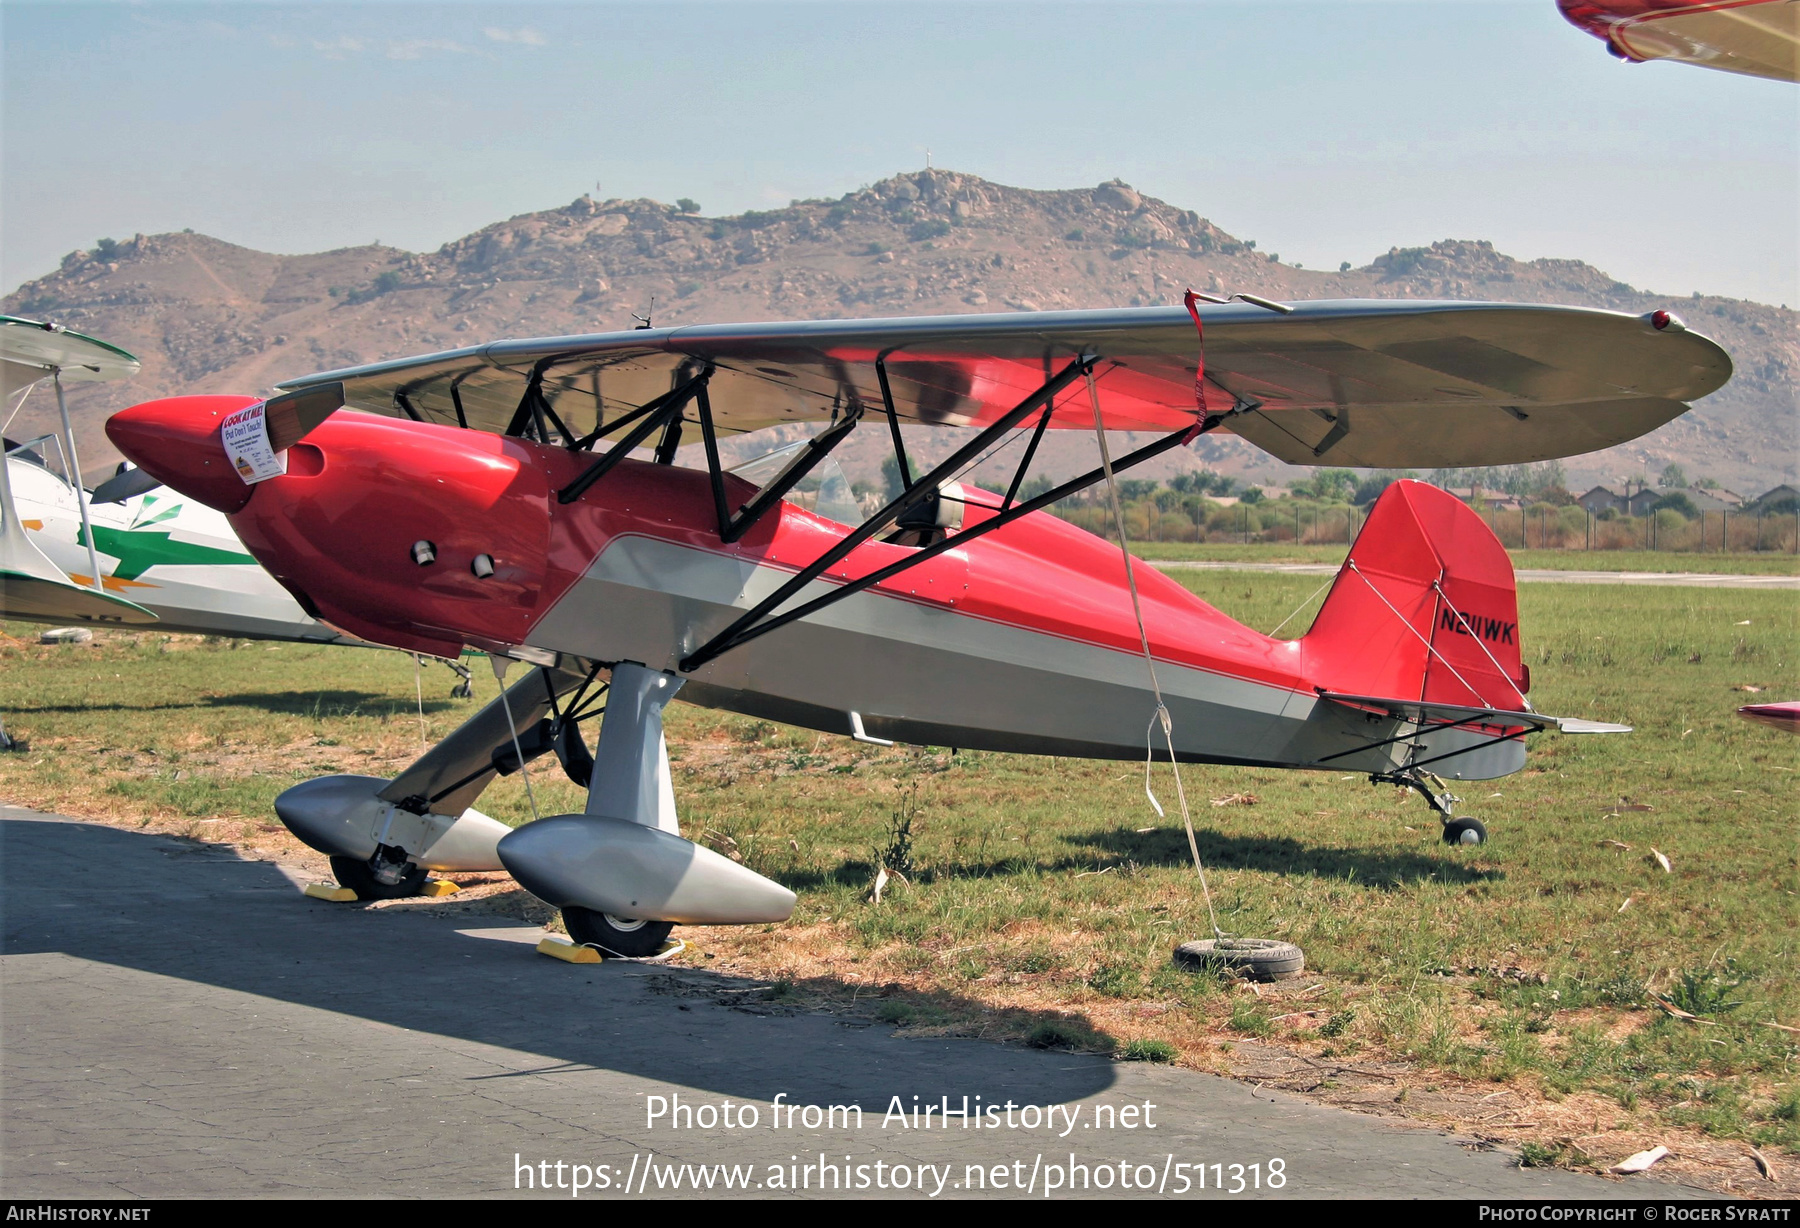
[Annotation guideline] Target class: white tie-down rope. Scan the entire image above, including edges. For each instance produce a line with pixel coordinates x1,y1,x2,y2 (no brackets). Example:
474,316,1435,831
413,655,429,752
490,655,541,823
1086,371,1223,941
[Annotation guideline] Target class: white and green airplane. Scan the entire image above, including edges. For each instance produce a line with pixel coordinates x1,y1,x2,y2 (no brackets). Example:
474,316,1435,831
0,314,359,641
1,316,470,699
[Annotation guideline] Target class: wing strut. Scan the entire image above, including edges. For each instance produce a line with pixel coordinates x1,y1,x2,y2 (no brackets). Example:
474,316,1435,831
674,355,1263,673
679,412,1207,672
706,393,866,544
557,367,714,504
874,352,915,493
680,354,1099,672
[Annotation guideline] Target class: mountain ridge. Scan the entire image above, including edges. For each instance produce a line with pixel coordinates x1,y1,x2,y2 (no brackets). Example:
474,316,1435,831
6,169,1793,493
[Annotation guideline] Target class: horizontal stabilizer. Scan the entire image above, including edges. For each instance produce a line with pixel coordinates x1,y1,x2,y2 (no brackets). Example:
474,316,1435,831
1553,717,1634,735
1320,691,1629,735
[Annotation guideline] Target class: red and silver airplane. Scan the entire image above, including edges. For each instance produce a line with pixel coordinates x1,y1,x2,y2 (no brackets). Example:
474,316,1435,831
1738,700,1800,732
1559,0,1798,81
105,298,1731,954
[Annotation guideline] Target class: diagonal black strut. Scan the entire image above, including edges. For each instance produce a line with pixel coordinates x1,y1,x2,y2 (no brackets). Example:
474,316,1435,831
678,354,1098,672
1402,729,1529,774
680,385,1225,672
724,401,864,542
875,352,915,492
557,366,712,505
678,420,1202,671
1314,710,1521,765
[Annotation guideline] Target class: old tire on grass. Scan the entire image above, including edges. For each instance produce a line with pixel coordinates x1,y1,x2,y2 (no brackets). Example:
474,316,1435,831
564,906,673,958
329,854,428,900
1441,817,1488,846
1173,938,1304,982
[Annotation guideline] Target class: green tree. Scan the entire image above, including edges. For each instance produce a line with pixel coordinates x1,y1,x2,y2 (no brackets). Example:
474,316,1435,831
1309,468,1358,502
675,198,701,214
1653,491,1698,518
1353,474,1400,506
880,454,906,500
1659,463,1688,489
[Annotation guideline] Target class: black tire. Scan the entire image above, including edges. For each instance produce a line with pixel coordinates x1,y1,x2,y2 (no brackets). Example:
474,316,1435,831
1442,817,1488,847
564,906,674,958
329,854,428,900
1173,938,1305,982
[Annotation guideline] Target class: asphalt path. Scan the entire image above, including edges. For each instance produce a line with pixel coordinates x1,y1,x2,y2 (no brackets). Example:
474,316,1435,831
1152,561,1799,588
0,806,1708,1201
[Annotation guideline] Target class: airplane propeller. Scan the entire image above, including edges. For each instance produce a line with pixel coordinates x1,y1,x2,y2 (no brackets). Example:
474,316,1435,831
92,463,163,505
263,381,344,452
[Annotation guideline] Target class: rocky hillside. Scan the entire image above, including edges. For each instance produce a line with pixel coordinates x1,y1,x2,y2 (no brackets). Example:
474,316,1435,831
6,170,1793,494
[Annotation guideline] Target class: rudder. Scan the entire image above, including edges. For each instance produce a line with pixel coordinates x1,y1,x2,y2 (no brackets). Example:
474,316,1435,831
1301,480,1527,711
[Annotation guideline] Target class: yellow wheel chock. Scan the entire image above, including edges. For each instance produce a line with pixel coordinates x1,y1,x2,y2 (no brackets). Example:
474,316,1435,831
537,937,604,964
303,882,358,902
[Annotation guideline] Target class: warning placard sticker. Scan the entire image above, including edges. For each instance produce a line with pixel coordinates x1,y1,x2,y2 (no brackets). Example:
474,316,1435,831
220,401,287,485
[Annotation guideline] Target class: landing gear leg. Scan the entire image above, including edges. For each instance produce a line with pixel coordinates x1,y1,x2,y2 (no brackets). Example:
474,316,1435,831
558,662,684,950
1371,768,1486,846
444,660,474,700
330,845,428,899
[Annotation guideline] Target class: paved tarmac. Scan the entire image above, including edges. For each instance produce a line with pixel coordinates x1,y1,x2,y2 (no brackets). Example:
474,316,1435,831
1152,561,1799,588
0,805,1707,1200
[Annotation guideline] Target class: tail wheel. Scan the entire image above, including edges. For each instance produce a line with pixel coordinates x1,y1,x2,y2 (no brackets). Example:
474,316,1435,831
329,852,428,899
1442,817,1488,846
563,906,673,958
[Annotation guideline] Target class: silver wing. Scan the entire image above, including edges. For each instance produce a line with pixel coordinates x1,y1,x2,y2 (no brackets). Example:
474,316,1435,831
275,299,1731,469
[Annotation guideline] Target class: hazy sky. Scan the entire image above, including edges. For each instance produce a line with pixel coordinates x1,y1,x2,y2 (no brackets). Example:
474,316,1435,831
4,0,1795,305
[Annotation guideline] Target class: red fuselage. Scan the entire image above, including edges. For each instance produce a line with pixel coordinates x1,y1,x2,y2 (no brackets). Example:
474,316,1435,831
107,396,1527,777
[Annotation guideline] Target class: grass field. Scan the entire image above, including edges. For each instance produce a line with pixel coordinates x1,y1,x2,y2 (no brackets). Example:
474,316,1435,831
2,573,1796,1180
1130,541,1800,575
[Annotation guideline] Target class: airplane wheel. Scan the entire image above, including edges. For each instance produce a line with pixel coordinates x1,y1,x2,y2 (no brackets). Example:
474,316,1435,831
563,906,673,958
1441,817,1488,847
329,854,428,900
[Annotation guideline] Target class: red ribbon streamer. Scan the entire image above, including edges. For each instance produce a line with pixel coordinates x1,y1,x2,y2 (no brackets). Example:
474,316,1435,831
1181,289,1210,420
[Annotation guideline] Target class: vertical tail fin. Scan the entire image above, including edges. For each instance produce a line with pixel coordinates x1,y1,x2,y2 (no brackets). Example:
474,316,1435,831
1301,480,1528,711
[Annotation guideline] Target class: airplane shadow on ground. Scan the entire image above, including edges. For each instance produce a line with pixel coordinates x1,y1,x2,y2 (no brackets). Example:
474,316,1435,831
1066,826,1500,888
203,689,464,717
0,815,1118,1110
11,690,462,717
781,826,1496,892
